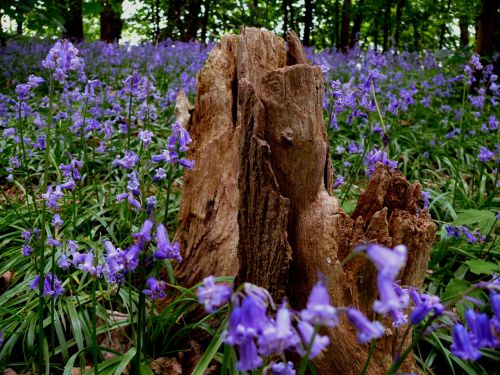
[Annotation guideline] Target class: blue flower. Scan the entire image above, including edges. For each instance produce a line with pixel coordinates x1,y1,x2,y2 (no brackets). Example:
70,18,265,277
346,308,384,344
30,273,64,298
142,277,167,300
465,310,499,349
266,361,296,375
197,276,231,313
373,275,409,314
297,321,330,358
259,304,301,356
299,281,339,327
409,290,444,325
154,224,182,262
363,244,407,280
451,323,482,361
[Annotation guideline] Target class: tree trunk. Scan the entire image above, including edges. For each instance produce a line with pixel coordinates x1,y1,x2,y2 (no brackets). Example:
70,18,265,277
165,0,185,40
459,17,469,47
382,0,392,51
61,0,84,42
341,0,351,52
283,0,289,37
303,0,313,46
174,27,435,374
200,0,211,43
476,0,500,55
438,0,451,49
182,0,202,41
100,0,123,43
350,0,364,48
394,0,405,49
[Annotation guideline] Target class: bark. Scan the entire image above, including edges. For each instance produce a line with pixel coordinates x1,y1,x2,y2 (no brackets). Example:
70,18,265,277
394,0,405,49
60,0,84,42
350,0,364,48
341,0,351,53
476,0,500,55
165,0,185,40
174,27,435,374
438,0,451,49
459,17,469,47
382,0,392,51
182,0,202,42
303,0,313,46
200,0,211,43
334,0,340,48
100,0,123,43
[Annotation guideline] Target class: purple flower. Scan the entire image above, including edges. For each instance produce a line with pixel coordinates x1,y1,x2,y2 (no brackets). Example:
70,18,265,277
363,244,407,280
265,362,296,375
333,175,345,189
451,323,482,361
237,339,263,372
225,296,268,346
58,254,70,270
364,148,397,176
153,168,167,182
373,275,409,314
491,294,500,332
478,147,495,162
297,321,330,358
113,151,139,169
127,171,141,196
146,196,157,215
422,191,430,209
51,214,64,227
132,219,153,249
169,121,192,152
259,304,301,356
465,310,499,349
42,40,84,81
154,224,182,262
22,245,32,256
46,237,61,247
409,290,444,325
346,308,384,344
142,277,167,300
197,276,231,313
30,273,64,298
138,130,153,146
300,281,338,327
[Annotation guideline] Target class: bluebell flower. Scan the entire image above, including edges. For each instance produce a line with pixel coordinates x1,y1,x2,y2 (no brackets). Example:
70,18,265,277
465,310,499,349
346,308,384,344
478,147,495,162
422,191,430,209
364,148,397,176
153,168,167,182
265,362,296,375
297,321,330,358
154,224,182,262
58,254,70,270
259,304,301,356
491,294,500,332
451,323,482,361
132,219,153,249
113,151,140,169
373,275,409,314
142,277,167,300
146,196,157,215
300,281,339,327
237,339,263,372
21,245,32,256
51,214,64,227
409,290,444,325
30,273,64,298
197,276,231,313
363,244,407,280
225,296,268,346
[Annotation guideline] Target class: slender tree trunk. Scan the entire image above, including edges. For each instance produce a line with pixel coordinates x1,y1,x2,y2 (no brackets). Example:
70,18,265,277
341,0,351,52
283,0,288,35
413,17,419,51
394,0,405,49
334,0,340,48
165,0,184,40
438,0,451,49
350,0,364,48
154,0,160,41
60,0,84,42
459,17,469,47
100,0,123,43
476,0,500,55
382,0,392,51
182,0,202,41
200,0,211,43
303,0,313,46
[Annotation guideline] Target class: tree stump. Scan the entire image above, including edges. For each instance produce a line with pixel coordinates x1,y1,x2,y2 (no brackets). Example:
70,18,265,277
174,27,436,375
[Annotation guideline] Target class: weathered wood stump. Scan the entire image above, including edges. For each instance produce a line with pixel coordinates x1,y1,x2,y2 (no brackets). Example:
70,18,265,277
174,27,436,375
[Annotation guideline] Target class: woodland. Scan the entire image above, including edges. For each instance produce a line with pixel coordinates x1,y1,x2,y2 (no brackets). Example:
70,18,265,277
0,1,499,375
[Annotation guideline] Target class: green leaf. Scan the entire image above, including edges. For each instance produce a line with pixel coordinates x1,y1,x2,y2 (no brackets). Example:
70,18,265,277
441,279,470,303
191,315,228,375
341,200,356,214
113,346,137,375
465,259,500,275
452,209,496,232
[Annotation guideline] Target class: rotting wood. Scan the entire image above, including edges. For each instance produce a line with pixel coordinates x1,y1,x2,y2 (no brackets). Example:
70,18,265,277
174,27,435,374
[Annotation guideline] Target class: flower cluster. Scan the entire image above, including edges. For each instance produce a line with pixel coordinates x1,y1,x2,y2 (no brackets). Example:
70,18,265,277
445,225,486,244
152,121,195,171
